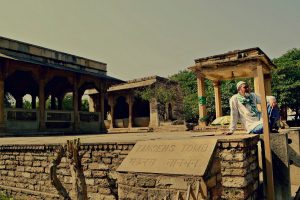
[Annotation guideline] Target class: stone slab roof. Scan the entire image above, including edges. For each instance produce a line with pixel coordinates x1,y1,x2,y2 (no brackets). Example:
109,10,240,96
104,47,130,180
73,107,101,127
0,36,121,82
189,47,275,80
108,75,176,92
193,47,274,68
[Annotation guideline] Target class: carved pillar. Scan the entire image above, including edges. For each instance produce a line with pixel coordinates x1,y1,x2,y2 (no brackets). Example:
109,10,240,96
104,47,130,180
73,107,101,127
0,63,5,132
127,94,133,128
73,76,79,132
39,70,46,131
197,74,207,127
213,80,222,118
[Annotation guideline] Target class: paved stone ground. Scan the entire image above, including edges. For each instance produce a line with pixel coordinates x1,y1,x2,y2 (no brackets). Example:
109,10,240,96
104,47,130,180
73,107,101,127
0,130,253,145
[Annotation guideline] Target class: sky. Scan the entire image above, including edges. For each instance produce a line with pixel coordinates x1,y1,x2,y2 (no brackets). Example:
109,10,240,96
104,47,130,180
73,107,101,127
0,0,299,80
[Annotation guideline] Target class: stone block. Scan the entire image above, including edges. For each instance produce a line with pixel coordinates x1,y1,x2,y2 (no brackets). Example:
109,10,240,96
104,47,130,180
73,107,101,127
86,178,95,186
98,188,112,195
136,175,156,188
92,171,107,178
221,160,249,168
221,168,248,176
220,152,247,161
102,158,112,164
95,178,110,187
118,184,148,200
89,163,109,170
16,166,25,172
222,187,250,200
156,176,188,190
22,172,31,178
25,166,44,173
222,174,252,188
88,193,116,200
117,173,137,187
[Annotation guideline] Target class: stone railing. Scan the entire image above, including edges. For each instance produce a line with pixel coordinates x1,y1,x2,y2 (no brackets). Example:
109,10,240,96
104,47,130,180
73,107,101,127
45,110,73,130
79,111,100,122
79,111,102,132
5,108,38,121
4,108,39,132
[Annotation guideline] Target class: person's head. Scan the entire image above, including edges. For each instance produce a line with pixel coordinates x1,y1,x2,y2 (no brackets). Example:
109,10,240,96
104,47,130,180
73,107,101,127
237,81,249,95
267,96,277,107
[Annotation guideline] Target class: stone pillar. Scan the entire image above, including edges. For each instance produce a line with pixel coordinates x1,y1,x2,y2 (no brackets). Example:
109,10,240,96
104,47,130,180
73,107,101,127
88,95,95,112
127,94,133,128
0,66,5,132
197,74,207,127
254,77,261,111
213,80,222,118
149,98,159,128
108,96,114,129
99,92,105,130
73,77,80,132
32,95,36,109
15,95,23,108
264,74,272,96
39,75,46,131
253,77,260,95
57,95,63,110
219,136,260,199
50,95,56,110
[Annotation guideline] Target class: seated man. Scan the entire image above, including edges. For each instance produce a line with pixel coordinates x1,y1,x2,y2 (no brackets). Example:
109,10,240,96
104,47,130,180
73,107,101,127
267,96,280,132
226,81,279,135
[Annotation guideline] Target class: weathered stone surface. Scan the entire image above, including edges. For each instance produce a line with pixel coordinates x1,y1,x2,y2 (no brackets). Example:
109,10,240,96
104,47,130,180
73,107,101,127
222,174,253,188
117,139,217,176
136,175,156,188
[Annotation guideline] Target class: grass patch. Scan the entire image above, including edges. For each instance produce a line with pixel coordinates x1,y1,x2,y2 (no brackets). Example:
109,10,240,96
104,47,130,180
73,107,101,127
0,192,14,200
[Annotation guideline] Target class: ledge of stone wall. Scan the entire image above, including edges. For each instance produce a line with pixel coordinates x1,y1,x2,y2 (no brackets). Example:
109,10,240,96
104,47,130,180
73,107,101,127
0,136,260,200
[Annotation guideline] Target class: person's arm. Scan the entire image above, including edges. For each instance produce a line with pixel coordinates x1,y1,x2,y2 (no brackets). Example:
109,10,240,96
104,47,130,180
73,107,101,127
229,97,239,133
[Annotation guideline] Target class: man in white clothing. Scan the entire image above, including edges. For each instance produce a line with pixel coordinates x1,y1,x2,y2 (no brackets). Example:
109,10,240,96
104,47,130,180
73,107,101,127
226,81,263,135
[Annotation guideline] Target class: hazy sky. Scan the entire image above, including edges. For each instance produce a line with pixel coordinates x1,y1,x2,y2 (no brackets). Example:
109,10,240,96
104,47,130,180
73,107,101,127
0,0,299,80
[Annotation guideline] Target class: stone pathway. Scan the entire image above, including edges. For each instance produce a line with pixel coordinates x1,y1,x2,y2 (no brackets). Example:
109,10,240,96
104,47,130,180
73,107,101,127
0,130,252,145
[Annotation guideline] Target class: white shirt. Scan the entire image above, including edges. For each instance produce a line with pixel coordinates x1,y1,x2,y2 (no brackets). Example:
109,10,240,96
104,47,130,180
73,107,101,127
229,93,262,133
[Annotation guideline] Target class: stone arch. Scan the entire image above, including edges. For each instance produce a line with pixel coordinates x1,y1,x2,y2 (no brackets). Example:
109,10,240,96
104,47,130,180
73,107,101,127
114,96,129,128
132,97,150,127
78,82,100,112
5,70,38,108
45,76,73,110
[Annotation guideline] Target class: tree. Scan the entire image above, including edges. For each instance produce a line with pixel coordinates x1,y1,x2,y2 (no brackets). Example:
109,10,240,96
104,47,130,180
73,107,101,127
170,70,253,123
135,81,182,121
272,48,300,121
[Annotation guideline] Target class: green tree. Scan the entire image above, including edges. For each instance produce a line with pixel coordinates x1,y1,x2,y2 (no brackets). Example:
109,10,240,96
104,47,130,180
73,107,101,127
272,48,300,121
62,94,73,111
170,70,253,123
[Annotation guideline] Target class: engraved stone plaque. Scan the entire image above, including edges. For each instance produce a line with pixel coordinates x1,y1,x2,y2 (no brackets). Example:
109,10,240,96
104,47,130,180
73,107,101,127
117,138,217,176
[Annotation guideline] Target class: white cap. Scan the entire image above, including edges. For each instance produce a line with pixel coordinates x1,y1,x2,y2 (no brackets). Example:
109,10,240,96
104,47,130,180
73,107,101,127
236,81,246,90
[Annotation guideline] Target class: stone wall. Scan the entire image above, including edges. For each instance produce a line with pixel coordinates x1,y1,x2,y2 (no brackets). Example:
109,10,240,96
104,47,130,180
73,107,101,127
117,137,259,200
0,143,134,200
0,136,259,200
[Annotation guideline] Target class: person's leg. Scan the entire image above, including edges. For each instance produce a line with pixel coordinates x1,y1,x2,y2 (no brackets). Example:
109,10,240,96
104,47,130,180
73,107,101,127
250,124,263,134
